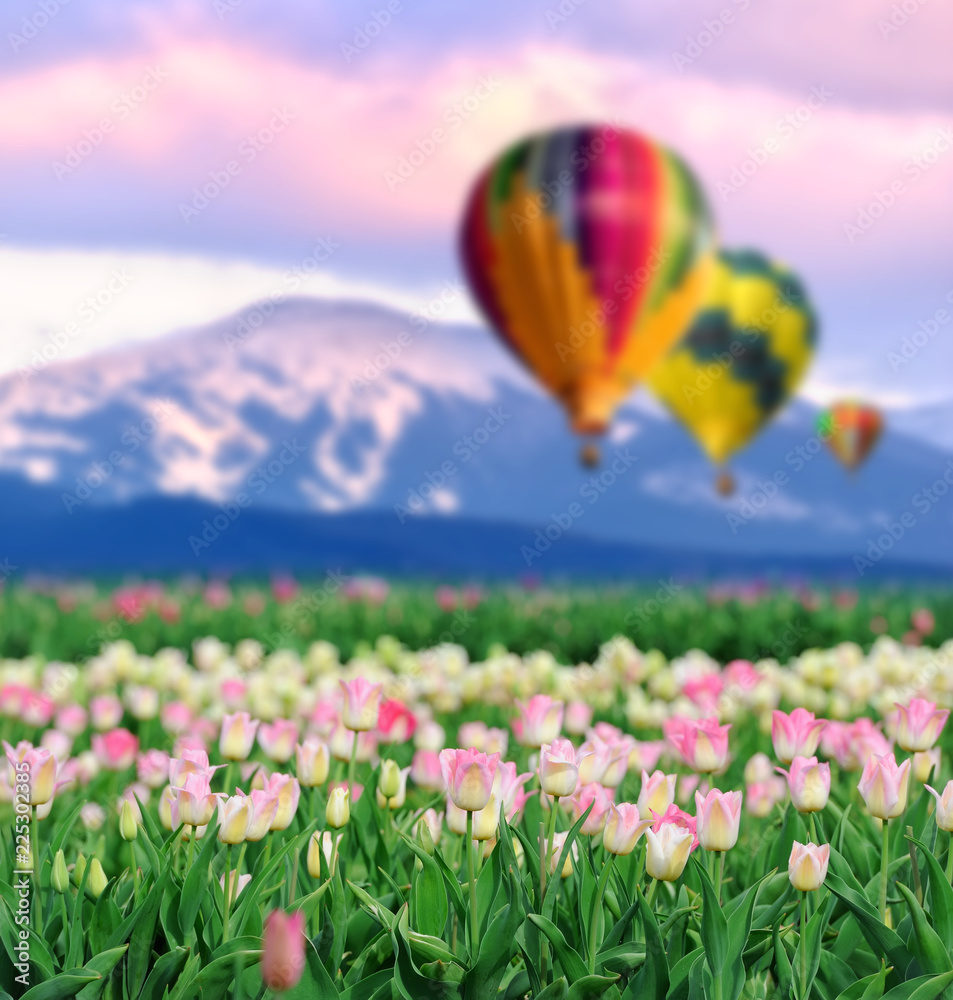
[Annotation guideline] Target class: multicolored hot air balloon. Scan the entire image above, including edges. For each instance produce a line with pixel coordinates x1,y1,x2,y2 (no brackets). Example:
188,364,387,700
460,125,715,457
818,401,883,472
647,248,817,491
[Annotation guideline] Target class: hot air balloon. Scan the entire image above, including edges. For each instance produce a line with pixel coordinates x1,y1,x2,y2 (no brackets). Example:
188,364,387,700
647,248,817,492
817,401,883,472
460,124,715,465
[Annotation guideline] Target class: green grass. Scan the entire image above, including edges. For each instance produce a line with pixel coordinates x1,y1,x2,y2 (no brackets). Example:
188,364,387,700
0,577,947,662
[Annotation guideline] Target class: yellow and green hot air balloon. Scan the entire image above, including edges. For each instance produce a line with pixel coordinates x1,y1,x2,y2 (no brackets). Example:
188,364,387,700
647,248,817,493
460,124,716,465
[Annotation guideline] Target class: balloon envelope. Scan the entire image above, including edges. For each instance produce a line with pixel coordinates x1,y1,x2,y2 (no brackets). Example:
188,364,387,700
460,124,715,435
818,401,883,471
648,248,817,466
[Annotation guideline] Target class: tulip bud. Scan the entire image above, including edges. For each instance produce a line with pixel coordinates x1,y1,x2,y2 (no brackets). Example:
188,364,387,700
73,853,87,887
51,850,69,893
88,858,108,898
645,823,694,882
914,749,941,784
261,910,306,992
417,816,436,855
326,786,350,829
378,759,402,799
927,781,953,831
788,841,830,892
119,799,138,842
306,831,324,878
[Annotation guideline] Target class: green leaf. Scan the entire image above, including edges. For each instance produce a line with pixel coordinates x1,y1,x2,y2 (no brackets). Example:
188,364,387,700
282,945,339,1000
465,873,522,1000
543,803,594,924
566,974,621,999
535,980,569,1000
527,914,589,985
907,835,953,953
72,946,128,1000
400,833,449,939
825,871,912,972
391,906,462,1000
126,874,166,996
19,973,101,1000
347,879,397,931
880,970,953,1000
629,886,668,1000
692,854,728,978
773,923,793,1000
177,832,218,939
138,946,191,1000
832,962,888,1000
895,882,953,975
793,891,835,1000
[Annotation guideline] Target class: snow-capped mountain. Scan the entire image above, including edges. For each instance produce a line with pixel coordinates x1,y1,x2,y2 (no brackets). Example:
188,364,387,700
1,296,952,576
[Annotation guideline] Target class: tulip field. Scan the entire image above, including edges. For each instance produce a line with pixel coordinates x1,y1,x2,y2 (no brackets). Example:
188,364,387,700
6,587,953,997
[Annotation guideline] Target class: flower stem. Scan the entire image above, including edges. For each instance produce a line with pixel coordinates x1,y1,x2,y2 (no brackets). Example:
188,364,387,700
186,825,196,873
31,806,43,935
808,812,818,845
223,844,232,942
588,853,616,974
347,730,359,794
542,796,559,903
646,876,659,909
800,891,808,995
880,819,890,924
466,811,480,960
947,830,953,884
713,851,724,905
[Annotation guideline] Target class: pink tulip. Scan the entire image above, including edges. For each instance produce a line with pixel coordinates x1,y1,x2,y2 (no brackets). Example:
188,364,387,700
627,739,666,775
777,756,830,813
261,910,306,992
926,780,953,832
294,738,330,787
570,783,613,834
172,773,217,827
651,803,698,850
894,698,949,753
220,712,260,761
414,720,446,752
160,702,193,735
695,789,743,851
55,705,88,737
646,821,695,881
458,721,490,750
137,749,171,789
914,748,941,783
638,770,677,818
264,773,300,831
788,841,830,892
664,716,731,773
576,736,617,786
3,741,57,805
377,699,417,743
744,752,774,785
411,749,445,791
439,747,500,811
90,695,123,731
538,737,584,798
912,608,935,635
564,701,594,735
858,753,911,820
601,736,635,788
603,803,652,856
339,678,383,732
169,748,222,788
258,720,299,764
512,695,564,748
746,778,787,818
771,708,826,764
493,761,533,822
221,679,247,711
237,789,280,841
91,728,139,771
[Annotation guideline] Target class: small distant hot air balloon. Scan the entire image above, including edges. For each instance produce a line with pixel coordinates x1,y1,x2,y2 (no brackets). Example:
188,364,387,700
647,248,817,493
818,401,883,473
459,124,715,466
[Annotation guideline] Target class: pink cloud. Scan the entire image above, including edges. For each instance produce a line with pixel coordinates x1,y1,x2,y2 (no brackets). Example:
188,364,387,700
0,36,950,261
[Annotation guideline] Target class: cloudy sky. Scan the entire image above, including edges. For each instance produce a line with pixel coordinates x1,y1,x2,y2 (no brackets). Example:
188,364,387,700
2,0,952,405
